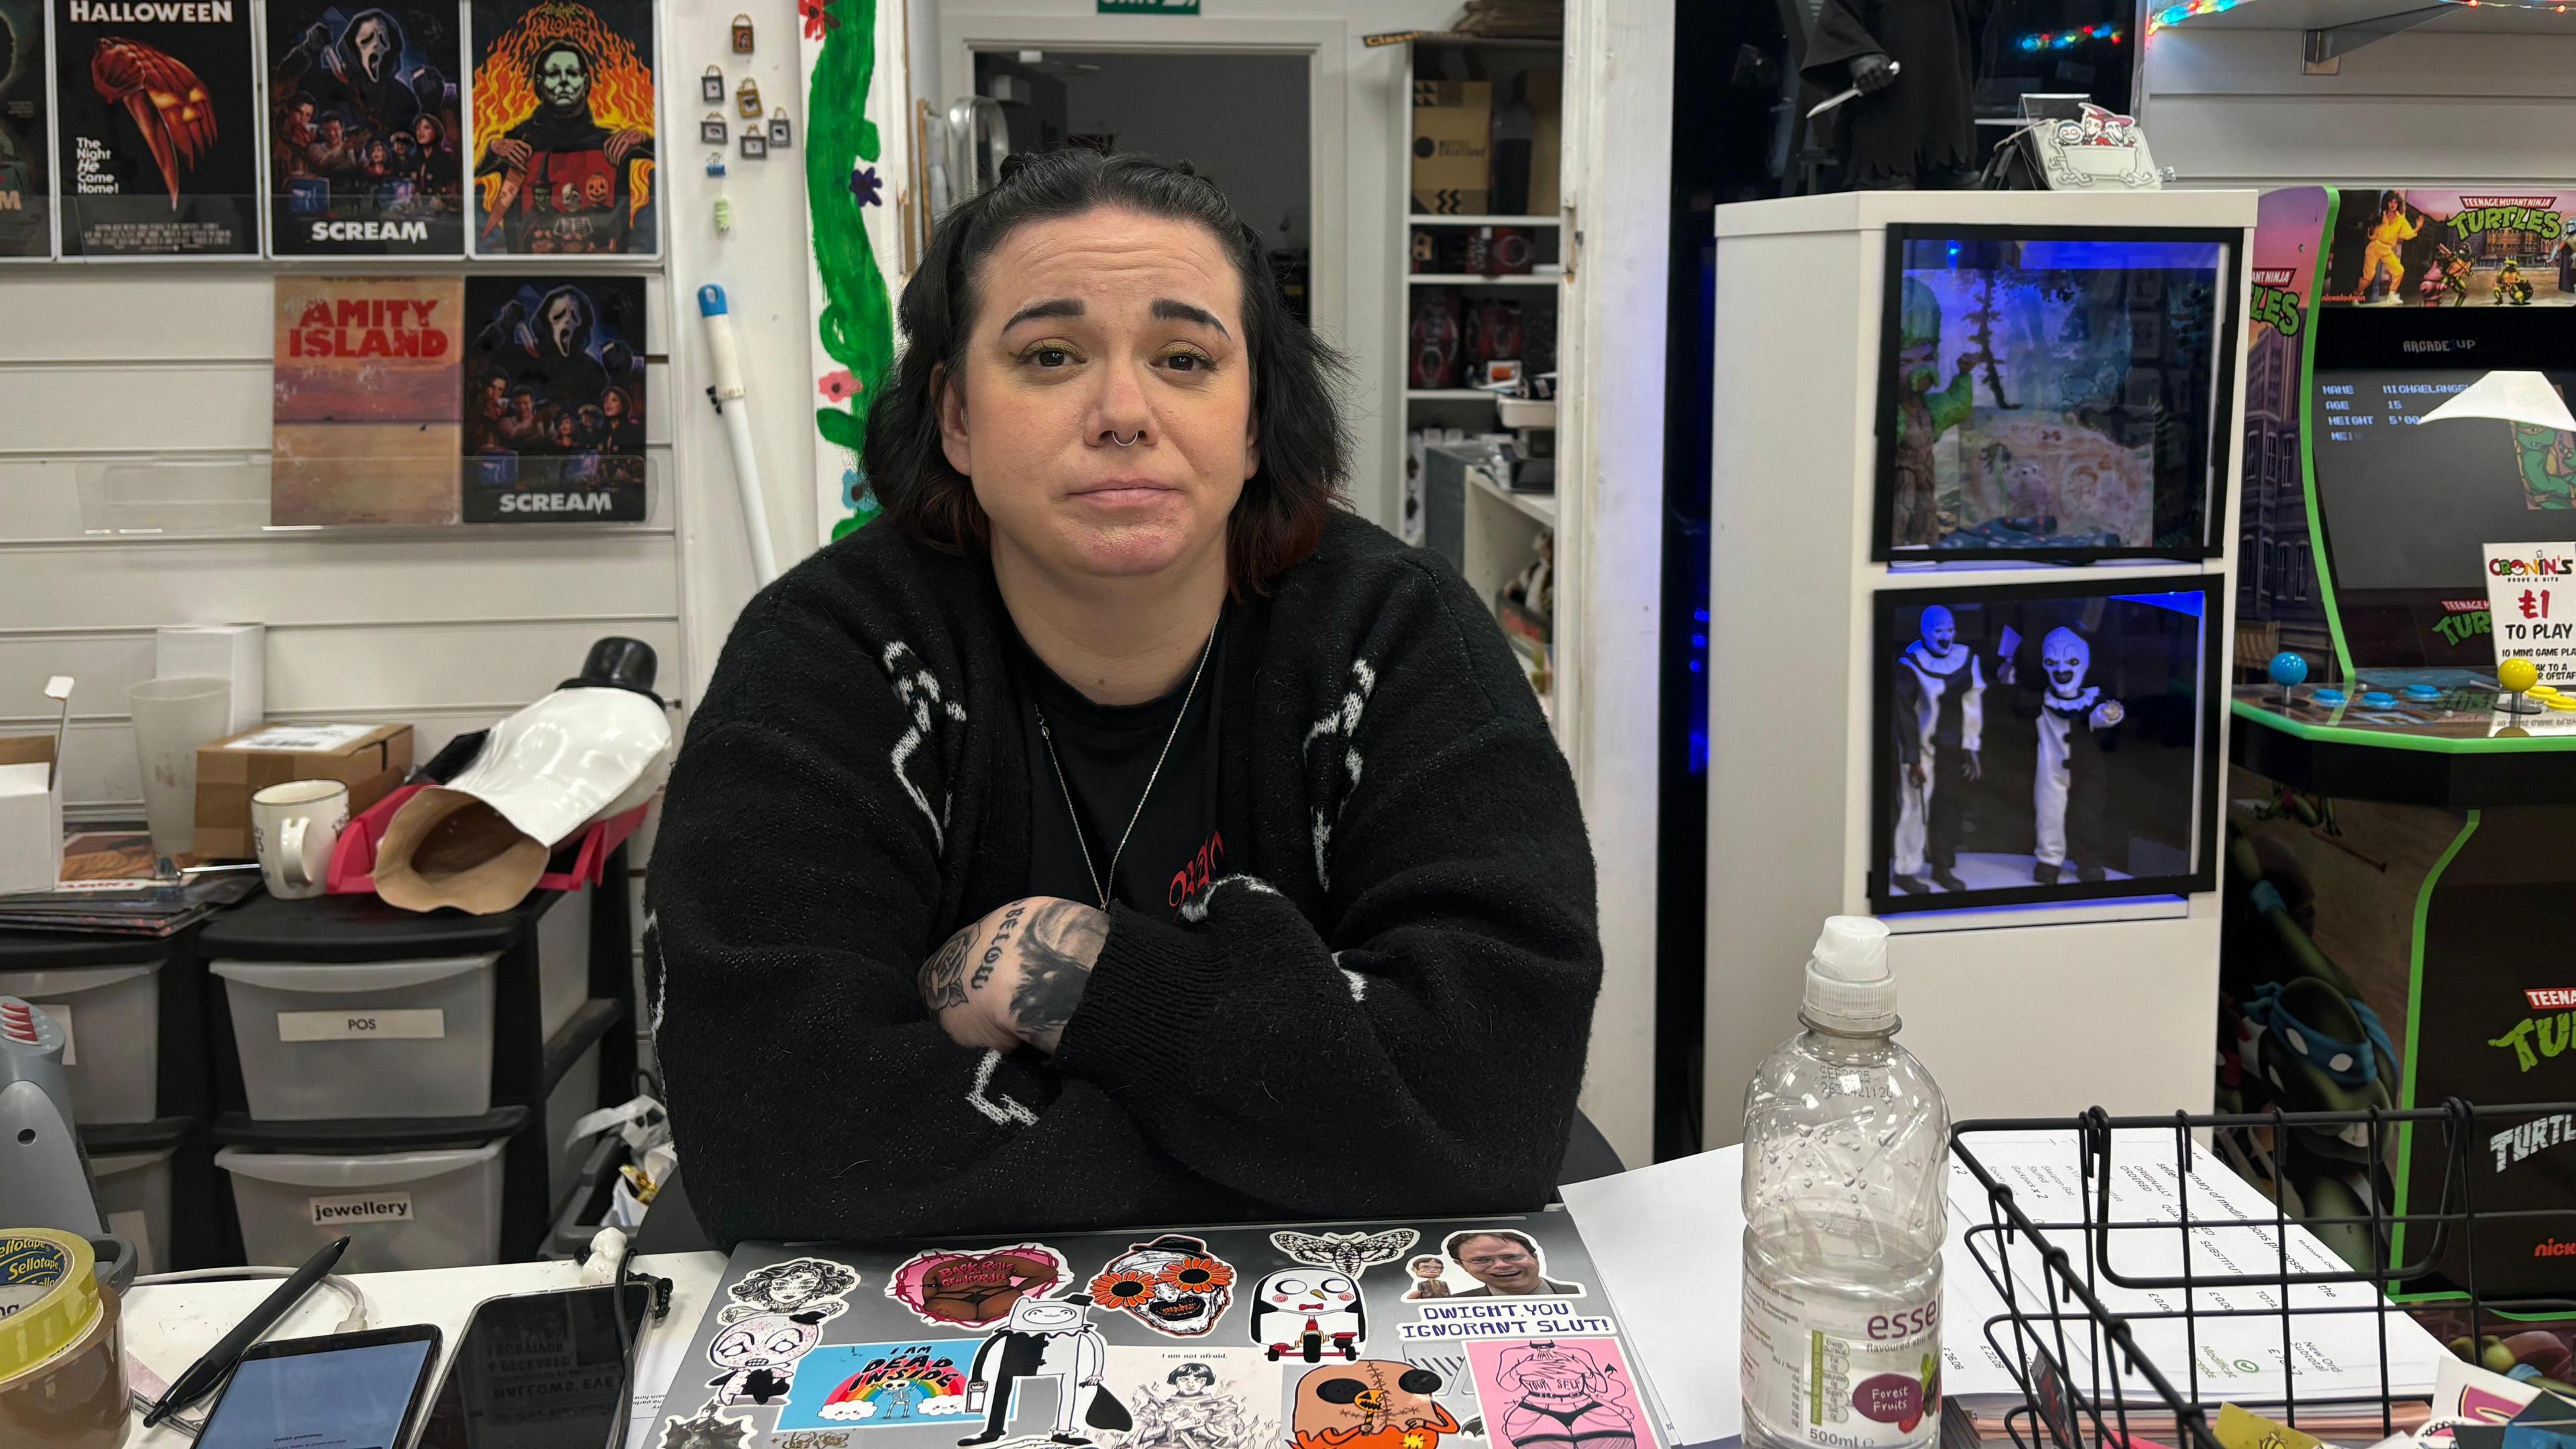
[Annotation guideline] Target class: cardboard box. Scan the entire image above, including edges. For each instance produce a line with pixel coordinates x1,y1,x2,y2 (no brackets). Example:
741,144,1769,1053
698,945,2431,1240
0,737,64,894
1412,80,1492,215
193,722,412,861
1524,68,1562,215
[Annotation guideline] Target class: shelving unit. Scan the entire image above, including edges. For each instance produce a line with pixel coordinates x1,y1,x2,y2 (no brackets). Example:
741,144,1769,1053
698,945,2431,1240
1397,33,1566,710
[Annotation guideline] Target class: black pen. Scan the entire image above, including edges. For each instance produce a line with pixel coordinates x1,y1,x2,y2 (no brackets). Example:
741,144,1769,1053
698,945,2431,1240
142,1236,351,1427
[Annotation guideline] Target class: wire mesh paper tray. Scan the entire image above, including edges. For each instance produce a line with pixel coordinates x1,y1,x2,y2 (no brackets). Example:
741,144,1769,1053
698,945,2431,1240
1948,1104,2576,1449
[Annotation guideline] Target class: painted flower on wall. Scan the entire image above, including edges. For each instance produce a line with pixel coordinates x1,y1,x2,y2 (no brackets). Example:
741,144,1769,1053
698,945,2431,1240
818,369,861,403
799,0,837,41
849,166,884,207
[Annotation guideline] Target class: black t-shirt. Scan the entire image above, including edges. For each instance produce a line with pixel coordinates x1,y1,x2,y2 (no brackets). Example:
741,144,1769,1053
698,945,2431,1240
1013,612,1230,918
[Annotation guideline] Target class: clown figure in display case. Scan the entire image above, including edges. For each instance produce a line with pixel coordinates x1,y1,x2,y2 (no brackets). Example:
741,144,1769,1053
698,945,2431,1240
2033,627,2125,885
1891,605,2008,895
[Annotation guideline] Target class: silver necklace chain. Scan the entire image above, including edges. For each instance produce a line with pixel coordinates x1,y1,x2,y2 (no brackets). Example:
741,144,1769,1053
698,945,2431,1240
1035,615,1220,912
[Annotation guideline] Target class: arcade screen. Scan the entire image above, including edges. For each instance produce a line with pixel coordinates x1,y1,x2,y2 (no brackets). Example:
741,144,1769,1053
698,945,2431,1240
1874,228,2235,561
2310,368,2576,594
1870,578,2221,914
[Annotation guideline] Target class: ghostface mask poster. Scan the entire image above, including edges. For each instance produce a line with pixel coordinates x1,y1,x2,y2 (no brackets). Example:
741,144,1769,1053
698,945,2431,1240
469,0,656,256
265,0,466,256
53,0,260,255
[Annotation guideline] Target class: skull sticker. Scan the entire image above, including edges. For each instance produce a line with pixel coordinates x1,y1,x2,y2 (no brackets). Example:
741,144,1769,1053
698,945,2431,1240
1086,1234,1238,1338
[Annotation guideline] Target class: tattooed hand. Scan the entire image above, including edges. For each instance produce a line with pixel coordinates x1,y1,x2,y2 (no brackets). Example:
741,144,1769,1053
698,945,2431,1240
918,897,1110,1055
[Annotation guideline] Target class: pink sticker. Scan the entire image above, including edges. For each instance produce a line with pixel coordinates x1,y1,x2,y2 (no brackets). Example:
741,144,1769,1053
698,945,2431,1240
1464,1338,1646,1449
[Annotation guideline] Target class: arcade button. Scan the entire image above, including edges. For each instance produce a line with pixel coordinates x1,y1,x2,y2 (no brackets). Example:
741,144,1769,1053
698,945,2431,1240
2404,684,2441,701
2360,691,2398,709
2312,688,2347,706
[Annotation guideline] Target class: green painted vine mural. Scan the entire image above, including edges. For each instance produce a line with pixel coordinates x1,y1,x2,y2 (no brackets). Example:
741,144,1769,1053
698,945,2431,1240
804,0,894,539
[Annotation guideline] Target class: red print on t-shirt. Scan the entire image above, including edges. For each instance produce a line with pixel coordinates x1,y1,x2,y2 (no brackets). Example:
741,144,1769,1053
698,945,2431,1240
1168,829,1226,910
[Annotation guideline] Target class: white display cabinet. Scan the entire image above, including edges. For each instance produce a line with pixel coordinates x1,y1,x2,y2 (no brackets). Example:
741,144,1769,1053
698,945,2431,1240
1703,190,2259,1136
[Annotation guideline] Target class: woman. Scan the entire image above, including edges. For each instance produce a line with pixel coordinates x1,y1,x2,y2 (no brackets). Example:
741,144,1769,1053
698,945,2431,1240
648,150,1599,1246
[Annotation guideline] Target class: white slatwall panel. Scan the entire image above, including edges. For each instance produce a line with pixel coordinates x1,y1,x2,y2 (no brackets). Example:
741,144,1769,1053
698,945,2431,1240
2144,27,2576,188
0,264,692,824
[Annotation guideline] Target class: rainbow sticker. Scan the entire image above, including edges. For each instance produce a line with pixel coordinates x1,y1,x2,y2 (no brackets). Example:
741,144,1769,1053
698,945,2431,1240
774,1340,979,1431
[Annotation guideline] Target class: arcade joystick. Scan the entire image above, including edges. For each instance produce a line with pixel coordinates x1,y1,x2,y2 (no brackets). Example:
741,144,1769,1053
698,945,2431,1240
2498,657,2544,714
2267,651,2308,707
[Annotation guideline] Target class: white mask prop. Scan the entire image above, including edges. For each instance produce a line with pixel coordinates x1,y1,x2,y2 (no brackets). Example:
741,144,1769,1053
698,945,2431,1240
1919,606,1958,655
2042,627,2092,699
374,637,672,913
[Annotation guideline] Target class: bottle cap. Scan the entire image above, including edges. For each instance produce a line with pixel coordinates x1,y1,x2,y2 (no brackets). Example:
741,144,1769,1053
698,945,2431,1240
1803,915,1897,1034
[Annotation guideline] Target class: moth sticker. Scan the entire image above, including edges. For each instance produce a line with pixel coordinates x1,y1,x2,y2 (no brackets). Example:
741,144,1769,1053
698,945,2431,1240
1086,1234,1237,1339
720,1255,860,1326
1291,1360,1463,1449
774,1340,979,1430
885,1243,1069,1330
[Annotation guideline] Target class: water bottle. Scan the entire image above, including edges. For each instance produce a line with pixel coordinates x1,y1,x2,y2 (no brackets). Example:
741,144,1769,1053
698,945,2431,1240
1741,916,1951,1449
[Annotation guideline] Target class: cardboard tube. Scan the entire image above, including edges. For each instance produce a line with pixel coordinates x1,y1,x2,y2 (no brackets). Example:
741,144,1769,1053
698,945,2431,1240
371,786,550,915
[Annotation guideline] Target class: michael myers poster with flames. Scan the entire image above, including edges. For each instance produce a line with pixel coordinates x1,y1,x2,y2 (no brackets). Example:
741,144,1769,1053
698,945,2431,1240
469,0,655,256
265,0,464,256
52,0,260,254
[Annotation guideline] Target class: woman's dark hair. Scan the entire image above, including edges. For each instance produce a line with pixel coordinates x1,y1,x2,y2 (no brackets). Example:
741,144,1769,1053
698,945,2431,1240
864,148,1349,594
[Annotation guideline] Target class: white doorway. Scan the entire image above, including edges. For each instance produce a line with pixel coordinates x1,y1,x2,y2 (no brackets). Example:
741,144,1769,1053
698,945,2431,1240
971,50,1316,326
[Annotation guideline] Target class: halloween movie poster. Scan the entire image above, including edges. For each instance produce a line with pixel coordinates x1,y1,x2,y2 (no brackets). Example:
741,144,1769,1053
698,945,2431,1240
0,0,50,256
52,0,260,255
468,0,655,256
264,0,464,256
463,274,649,521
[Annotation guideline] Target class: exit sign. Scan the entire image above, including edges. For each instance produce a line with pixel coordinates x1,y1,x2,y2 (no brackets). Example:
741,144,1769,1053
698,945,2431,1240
1100,0,1199,11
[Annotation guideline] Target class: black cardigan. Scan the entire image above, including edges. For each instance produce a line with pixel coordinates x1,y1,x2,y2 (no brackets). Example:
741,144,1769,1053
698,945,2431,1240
645,511,1601,1246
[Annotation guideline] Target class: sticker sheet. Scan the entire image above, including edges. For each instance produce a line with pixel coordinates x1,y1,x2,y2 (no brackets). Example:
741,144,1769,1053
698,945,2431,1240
52,0,262,255
651,1216,1668,1449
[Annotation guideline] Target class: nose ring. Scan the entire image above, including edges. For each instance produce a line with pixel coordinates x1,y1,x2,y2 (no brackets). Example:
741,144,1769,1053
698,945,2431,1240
1110,431,1140,447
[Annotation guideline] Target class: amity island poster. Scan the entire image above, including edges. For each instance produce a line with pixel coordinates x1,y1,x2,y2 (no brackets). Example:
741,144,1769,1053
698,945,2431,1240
272,275,465,526
264,0,466,256
462,274,649,520
53,0,260,255
468,0,656,257
0,0,49,257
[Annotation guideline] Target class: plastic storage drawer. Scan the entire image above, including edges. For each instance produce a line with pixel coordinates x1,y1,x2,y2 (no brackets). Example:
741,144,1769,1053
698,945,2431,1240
217,1140,507,1272
91,1144,178,1276
210,955,498,1120
0,962,160,1124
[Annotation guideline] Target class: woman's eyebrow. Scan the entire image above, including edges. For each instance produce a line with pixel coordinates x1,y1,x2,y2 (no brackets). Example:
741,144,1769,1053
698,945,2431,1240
1002,298,1085,329
1152,298,1230,338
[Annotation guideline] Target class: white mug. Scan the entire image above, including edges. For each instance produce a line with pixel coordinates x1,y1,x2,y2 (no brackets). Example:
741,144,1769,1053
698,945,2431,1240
251,780,350,902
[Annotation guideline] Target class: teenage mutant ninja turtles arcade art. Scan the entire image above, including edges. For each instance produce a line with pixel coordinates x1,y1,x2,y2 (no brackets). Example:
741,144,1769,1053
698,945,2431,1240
649,1217,1664,1449
1874,227,2235,561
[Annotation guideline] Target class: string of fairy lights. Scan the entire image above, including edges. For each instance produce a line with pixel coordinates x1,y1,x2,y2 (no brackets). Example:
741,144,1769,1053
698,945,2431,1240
2148,0,2576,36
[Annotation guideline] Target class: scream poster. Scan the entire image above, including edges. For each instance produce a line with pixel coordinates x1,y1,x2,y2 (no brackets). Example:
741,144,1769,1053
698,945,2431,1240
265,0,465,255
0,0,48,256
468,0,655,256
53,0,260,255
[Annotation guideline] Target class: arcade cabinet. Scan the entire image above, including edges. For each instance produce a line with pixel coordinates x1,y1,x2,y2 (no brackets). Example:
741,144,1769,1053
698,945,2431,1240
2224,187,2576,1310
